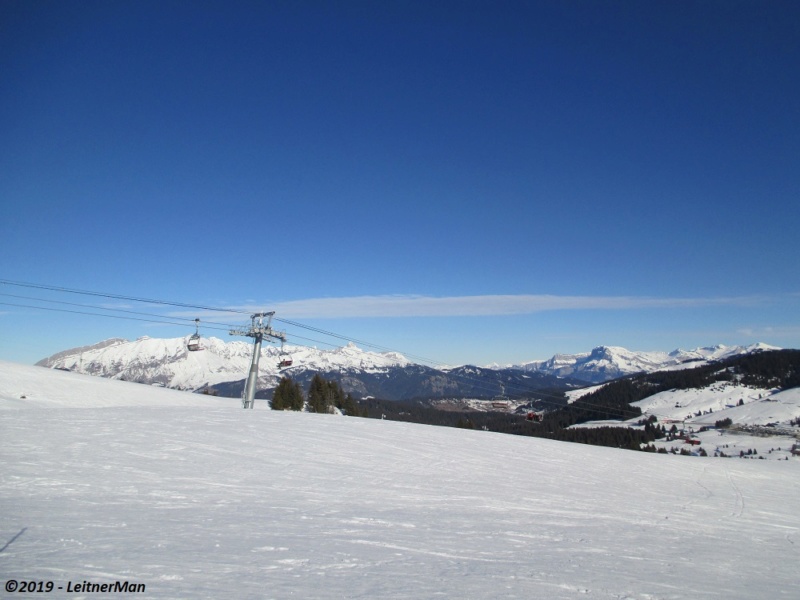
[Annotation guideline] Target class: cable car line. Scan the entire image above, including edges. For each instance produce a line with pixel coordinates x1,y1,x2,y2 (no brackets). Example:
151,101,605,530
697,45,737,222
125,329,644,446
1,279,443,363
0,278,252,316
0,301,220,330
0,279,449,366
0,292,242,330
0,295,379,355
273,316,446,368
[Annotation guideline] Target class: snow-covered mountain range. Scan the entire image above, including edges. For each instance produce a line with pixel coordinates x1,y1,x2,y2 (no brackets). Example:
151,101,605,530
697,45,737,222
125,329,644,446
37,336,410,393
510,342,780,383
36,336,780,398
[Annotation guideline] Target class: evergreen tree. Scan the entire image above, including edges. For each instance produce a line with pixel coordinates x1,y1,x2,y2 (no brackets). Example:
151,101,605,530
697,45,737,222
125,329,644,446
330,381,345,411
271,376,306,411
271,377,291,410
303,374,365,416
308,374,329,413
342,393,359,416
289,380,305,411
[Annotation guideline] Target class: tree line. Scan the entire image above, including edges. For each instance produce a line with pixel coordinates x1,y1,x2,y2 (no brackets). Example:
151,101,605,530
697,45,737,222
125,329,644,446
271,373,364,416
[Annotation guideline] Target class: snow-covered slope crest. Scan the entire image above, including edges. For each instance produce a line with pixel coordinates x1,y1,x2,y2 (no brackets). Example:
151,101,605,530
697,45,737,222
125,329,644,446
36,337,410,392
511,343,780,383
1,360,799,599
0,360,228,408
633,381,800,428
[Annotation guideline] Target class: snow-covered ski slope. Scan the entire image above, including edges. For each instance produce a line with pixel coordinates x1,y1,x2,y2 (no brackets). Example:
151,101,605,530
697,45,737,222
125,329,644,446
1,362,799,599
634,382,800,424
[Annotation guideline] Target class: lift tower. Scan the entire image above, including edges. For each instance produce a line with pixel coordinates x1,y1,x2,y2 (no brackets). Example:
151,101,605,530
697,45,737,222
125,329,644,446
229,312,286,409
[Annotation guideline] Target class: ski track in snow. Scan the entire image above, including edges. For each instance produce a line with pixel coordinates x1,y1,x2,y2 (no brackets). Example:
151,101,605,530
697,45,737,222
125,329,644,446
724,467,745,519
1,362,800,599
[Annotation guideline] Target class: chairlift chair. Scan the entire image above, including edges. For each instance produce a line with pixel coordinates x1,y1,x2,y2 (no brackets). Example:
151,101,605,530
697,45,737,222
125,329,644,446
277,341,293,368
187,318,203,352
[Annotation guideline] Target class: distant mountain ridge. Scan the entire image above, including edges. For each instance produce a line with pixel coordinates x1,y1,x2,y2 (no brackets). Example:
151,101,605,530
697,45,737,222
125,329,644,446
35,335,575,401
508,343,780,384
36,336,412,393
36,337,779,399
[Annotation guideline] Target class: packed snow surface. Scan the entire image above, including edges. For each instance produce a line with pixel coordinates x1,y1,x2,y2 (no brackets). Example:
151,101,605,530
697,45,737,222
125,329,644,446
1,361,799,599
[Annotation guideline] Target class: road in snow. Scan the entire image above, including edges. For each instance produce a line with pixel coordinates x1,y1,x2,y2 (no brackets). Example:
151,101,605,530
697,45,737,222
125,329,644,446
1,362,799,599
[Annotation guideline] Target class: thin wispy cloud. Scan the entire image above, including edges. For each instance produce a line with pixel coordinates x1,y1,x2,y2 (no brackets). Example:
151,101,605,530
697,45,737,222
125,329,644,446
736,325,800,338
165,293,785,322
231,293,773,319
98,303,136,310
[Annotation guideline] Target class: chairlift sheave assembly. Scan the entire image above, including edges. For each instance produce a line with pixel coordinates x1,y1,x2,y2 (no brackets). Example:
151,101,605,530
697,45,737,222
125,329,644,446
187,318,203,352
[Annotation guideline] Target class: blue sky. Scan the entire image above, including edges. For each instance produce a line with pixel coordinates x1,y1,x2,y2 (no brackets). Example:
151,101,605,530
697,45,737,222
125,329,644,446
1,0,799,366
